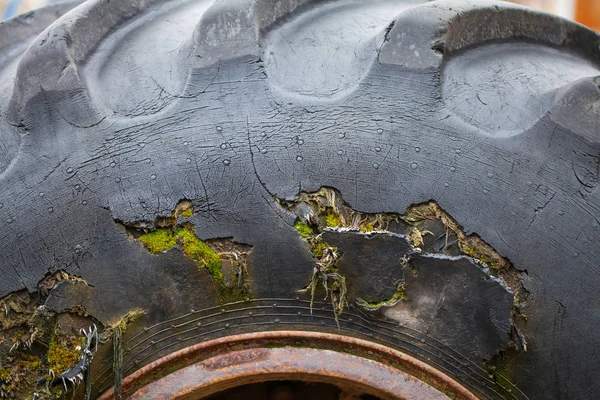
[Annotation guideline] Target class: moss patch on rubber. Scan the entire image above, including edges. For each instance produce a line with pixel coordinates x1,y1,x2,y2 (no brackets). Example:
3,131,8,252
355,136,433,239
138,229,178,253
123,200,252,303
46,335,82,379
279,187,407,319
325,212,342,228
279,189,353,321
173,200,194,218
178,229,223,280
0,356,44,398
139,227,223,280
293,221,313,238
403,201,510,270
484,347,526,393
279,187,526,323
293,214,348,322
280,187,514,273
279,187,399,233
0,272,100,399
356,284,406,311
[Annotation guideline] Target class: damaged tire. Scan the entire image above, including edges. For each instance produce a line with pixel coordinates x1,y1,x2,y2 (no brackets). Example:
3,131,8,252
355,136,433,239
0,0,599,399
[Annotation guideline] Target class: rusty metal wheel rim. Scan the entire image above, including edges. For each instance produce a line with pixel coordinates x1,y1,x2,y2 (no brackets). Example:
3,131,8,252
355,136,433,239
98,331,478,400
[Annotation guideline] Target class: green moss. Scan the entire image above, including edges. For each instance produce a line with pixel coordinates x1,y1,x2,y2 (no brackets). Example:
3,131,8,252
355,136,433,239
294,220,313,238
180,208,193,218
325,212,342,228
1,357,44,397
460,243,497,268
491,350,519,378
485,348,524,392
139,229,177,253
135,223,257,305
47,336,81,375
18,356,42,370
178,228,222,280
358,285,405,310
340,347,357,356
360,222,374,233
311,240,334,258
264,343,286,348
138,227,223,280
173,200,194,219
293,218,337,259
390,288,406,302
215,284,247,304
50,385,67,398
0,368,11,381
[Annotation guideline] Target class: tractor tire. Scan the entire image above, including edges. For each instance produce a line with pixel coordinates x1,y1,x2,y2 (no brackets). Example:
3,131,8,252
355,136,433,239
0,0,599,399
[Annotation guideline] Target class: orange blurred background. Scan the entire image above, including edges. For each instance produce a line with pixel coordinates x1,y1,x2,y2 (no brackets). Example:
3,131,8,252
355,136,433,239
574,0,600,31
510,0,600,31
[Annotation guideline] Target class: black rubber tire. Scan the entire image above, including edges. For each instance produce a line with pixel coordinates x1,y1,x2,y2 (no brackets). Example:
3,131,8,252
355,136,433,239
1,1,599,399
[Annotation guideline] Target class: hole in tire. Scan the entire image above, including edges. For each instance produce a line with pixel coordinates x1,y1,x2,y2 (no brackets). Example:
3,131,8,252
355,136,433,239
202,380,380,400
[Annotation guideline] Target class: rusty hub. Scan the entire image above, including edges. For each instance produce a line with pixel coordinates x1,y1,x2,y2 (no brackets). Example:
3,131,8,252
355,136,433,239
98,331,478,400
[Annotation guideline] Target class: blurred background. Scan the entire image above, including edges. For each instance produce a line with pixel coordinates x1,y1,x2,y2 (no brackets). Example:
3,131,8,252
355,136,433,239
1,0,66,20
0,0,599,31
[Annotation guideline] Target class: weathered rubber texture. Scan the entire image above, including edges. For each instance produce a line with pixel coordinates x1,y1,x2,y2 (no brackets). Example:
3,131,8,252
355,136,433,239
0,0,81,174
322,230,514,360
0,0,599,399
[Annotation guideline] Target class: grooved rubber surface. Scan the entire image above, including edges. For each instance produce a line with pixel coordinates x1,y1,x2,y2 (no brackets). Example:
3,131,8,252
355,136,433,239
0,1,599,399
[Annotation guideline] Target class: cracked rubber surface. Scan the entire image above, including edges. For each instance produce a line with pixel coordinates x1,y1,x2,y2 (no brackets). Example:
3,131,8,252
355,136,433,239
1,0,600,399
